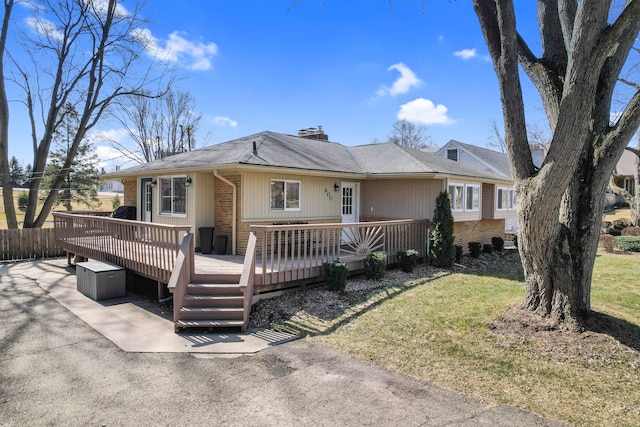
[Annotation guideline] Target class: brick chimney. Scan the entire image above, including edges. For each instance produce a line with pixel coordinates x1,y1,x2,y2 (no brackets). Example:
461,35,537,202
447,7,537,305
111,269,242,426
297,126,328,141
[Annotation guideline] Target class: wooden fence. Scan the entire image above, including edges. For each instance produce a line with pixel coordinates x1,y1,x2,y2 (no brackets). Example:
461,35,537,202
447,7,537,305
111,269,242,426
0,228,65,261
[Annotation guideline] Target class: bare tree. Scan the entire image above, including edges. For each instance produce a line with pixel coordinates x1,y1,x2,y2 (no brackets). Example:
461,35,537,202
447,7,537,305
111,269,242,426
385,119,435,150
106,88,203,164
0,0,16,228
473,1,640,329
487,119,506,153
0,0,170,228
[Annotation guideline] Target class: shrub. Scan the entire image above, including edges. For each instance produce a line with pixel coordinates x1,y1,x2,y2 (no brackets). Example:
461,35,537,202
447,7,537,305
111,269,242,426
608,228,622,236
491,236,504,252
483,244,493,254
621,226,640,236
513,235,518,248
468,242,482,258
454,245,463,263
111,194,122,210
615,236,640,252
429,192,455,268
323,261,348,291
599,234,615,253
364,252,387,280
17,191,28,209
612,218,629,230
397,249,419,273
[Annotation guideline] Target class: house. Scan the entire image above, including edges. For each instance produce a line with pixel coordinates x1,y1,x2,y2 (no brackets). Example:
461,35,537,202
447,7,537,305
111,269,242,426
434,139,518,235
106,129,514,254
55,129,516,332
608,149,638,207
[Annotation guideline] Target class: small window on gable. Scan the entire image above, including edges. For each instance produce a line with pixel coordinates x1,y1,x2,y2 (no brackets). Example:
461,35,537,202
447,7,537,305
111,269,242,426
271,179,301,211
447,148,459,162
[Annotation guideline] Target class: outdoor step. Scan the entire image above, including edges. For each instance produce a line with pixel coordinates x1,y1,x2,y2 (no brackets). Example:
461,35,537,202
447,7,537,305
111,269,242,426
187,283,243,296
175,319,244,329
182,295,244,308
191,273,242,284
178,307,244,320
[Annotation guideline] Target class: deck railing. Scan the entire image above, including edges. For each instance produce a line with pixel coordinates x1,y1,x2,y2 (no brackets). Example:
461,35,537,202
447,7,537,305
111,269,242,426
250,219,429,286
53,212,191,283
167,233,194,330
239,232,258,331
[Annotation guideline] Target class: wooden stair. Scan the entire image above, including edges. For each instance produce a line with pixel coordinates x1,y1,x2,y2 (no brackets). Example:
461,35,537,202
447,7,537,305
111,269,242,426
175,274,246,331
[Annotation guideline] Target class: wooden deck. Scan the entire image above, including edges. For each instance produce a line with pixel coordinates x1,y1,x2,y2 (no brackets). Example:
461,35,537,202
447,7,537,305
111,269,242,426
54,213,429,332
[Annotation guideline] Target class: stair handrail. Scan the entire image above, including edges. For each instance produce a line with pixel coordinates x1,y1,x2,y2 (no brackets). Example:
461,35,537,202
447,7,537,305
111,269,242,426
239,232,257,332
168,232,194,328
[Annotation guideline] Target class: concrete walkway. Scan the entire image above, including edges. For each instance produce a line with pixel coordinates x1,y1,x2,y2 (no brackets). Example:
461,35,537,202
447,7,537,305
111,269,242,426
0,257,568,426
1,258,298,354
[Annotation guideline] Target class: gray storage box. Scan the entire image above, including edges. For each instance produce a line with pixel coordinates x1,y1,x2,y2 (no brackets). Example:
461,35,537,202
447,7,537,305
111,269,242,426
76,261,126,300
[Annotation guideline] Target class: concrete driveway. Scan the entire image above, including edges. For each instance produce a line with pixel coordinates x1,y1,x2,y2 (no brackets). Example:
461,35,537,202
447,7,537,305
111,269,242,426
0,258,567,426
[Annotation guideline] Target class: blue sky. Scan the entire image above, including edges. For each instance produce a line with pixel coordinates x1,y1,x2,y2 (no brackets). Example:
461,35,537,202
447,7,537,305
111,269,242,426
7,0,546,170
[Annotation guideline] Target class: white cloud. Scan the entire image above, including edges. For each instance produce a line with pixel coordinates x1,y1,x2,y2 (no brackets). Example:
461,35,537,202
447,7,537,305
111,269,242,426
213,116,238,128
376,62,422,97
85,0,130,19
25,17,64,41
397,98,453,125
132,28,218,71
454,48,477,60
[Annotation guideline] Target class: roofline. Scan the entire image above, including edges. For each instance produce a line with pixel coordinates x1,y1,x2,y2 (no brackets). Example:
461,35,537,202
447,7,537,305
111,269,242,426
437,140,509,178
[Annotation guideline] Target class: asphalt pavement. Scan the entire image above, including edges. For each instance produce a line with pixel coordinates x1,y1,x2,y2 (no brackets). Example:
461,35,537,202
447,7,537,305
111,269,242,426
0,258,568,426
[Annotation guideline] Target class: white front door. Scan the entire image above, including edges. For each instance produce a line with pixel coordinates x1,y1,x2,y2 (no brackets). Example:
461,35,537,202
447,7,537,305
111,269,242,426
341,182,359,242
143,181,153,222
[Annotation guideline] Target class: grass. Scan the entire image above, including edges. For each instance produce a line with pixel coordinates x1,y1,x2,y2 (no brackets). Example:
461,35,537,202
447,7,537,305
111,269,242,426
0,188,119,228
306,253,640,427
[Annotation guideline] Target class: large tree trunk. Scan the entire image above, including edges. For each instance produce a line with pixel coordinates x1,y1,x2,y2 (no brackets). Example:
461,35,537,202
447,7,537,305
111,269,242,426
473,0,640,329
518,147,610,328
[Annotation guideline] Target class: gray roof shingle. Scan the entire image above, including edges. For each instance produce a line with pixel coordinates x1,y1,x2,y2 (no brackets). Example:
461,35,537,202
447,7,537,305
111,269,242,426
109,131,509,182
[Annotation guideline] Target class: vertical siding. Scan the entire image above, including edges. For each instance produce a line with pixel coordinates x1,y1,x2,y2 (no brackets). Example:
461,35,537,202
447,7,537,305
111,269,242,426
193,172,215,228
482,183,495,219
360,179,443,220
241,171,341,221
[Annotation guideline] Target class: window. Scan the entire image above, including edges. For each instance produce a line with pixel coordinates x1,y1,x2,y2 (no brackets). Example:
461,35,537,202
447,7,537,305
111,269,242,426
497,187,515,211
448,184,464,211
449,183,480,212
271,180,301,211
446,148,459,162
159,176,187,216
466,185,480,211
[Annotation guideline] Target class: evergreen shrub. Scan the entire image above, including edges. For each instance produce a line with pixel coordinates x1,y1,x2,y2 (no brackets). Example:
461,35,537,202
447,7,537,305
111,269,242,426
397,249,419,272
323,261,348,291
615,236,640,252
491,236,504,252
365,252,387,280
429,192,455,268
483,244,493,254
468,242,482,258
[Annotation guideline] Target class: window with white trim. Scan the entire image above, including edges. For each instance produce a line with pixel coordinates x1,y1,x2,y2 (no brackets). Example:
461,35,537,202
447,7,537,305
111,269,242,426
448,184,464,211
159,176,187,216
466,184,480,211
446,148,459,161
497,187,516,211
449,183,480,212
270,179,301,211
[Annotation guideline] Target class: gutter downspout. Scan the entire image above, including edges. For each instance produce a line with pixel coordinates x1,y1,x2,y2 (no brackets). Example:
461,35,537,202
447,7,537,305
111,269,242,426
214,170,237,255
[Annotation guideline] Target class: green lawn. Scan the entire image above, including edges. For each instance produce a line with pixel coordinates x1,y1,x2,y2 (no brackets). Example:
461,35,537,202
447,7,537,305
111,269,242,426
0,189,118,228
310,253,640,427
